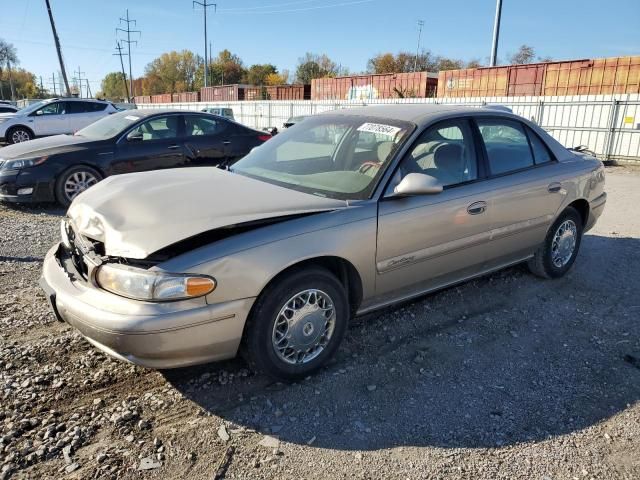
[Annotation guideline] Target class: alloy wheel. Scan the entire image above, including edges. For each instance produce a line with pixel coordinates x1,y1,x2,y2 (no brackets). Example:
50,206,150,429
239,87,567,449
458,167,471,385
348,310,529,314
11,130,30,143
63,170,99,202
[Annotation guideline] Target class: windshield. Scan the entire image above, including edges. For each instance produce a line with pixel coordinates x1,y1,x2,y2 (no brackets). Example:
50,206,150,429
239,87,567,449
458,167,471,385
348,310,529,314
75,111,144,140
16,100,48,115
232,114,414,200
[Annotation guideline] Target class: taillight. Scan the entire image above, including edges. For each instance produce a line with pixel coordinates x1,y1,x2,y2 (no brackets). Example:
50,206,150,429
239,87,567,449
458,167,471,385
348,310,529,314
257,135,271,142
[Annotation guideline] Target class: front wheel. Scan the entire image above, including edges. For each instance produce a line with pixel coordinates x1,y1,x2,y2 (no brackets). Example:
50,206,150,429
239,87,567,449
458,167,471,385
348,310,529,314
241,267,349,381
55,166,103,207
528,206,583,279
7,126,33,144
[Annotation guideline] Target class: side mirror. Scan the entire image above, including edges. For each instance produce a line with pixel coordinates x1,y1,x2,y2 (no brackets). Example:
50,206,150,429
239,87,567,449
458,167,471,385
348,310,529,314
34,110,43,116
127,131,143,142
392,173,443,196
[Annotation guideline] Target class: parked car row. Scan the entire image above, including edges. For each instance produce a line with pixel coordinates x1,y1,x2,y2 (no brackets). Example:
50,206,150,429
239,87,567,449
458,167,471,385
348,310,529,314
0,109,271,205
36,104,605,380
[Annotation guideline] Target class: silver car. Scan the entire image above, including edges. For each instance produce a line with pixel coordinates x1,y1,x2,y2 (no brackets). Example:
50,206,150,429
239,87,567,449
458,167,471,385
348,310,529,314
40,105,606,380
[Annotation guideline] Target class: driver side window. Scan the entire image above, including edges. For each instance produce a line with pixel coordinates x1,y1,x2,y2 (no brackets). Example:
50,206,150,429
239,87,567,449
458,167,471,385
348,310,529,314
395,119,478,188
36,102,65,116
128,116,180,141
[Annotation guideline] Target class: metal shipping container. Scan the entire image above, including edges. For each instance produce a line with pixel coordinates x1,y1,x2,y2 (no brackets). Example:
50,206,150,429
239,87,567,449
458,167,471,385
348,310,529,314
150,93,172,104
133,95,151,104
439,56,640,98
265,84,311,100
200,84,258,102
311,72,438,101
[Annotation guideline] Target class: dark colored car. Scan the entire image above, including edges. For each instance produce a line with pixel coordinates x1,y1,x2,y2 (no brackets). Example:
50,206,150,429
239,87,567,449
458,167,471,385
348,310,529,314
0,104,18,114
0,110,271,206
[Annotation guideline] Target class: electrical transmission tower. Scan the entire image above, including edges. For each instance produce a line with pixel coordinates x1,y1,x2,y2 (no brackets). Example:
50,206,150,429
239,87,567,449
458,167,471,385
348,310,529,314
117,9,140,98
73,66,86,98
114,41,130,102
414,20,425,72
193,1,216,88
49,72,57,96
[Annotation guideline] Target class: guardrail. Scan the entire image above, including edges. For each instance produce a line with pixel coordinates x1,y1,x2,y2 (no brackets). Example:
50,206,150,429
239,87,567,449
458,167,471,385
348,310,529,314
137,93,640,163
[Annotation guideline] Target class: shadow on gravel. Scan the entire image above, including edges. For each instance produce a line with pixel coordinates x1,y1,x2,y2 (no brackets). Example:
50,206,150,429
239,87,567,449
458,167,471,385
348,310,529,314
166,235,640,450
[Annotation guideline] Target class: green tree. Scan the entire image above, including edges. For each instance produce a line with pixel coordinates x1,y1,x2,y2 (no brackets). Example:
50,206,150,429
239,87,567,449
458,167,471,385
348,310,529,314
98,72,128,101
295,53,342,84
509,45,536,65
244,64,277,85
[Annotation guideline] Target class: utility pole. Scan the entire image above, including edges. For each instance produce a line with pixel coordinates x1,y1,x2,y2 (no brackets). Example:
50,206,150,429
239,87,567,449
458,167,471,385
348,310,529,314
85,79,92,98
414,19,424,72
490,0,503,67
45,0,71,96
209,41,213,86
114,41,130,102
193,1,216,88
49,72,57,96
40,76,44,97
117,9,140,98
73,66,86,98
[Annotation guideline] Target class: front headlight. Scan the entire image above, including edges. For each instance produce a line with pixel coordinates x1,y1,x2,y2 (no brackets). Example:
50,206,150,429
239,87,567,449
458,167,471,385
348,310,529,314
95,263,216,301
1,156,48,170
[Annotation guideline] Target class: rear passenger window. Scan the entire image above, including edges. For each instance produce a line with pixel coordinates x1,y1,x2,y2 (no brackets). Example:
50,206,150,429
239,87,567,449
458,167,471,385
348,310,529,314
527,128,553,164
478,119,534,175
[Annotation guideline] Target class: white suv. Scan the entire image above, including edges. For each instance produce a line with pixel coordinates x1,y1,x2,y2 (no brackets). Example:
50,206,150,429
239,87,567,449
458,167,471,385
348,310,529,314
0,98,118,144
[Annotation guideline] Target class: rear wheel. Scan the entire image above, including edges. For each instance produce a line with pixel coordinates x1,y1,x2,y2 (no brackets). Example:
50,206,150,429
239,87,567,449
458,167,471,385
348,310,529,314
528,206,583,279
241,267,349,381
7,126,33,144
55,166,103,207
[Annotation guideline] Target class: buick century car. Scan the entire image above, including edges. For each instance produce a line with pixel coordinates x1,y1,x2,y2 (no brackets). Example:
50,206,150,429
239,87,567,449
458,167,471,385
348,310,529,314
40,105,606,380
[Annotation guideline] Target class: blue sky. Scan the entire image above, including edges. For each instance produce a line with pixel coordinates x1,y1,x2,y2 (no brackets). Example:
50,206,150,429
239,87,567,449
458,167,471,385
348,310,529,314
1,0,639,91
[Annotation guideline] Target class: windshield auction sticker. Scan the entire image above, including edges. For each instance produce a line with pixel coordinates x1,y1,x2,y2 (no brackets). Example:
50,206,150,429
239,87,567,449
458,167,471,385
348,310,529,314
357,122,402,137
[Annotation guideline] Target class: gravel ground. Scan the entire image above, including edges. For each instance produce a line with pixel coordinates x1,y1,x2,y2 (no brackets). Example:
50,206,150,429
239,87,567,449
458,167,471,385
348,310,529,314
0,166,638,480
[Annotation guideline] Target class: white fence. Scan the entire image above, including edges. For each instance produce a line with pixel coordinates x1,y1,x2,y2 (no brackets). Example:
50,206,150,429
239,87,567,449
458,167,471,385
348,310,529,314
138,94,640,163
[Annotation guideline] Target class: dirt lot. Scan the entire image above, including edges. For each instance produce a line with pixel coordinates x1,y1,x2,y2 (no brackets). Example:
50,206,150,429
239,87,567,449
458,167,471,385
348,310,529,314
0,167,639,480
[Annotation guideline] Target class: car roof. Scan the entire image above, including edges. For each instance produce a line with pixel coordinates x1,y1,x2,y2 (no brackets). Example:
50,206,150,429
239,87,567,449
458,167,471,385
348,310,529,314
126,109,223,118
325,104,520,127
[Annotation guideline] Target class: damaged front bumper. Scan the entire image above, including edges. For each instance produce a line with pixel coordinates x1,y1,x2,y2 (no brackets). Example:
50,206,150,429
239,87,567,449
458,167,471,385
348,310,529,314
40,243,255,369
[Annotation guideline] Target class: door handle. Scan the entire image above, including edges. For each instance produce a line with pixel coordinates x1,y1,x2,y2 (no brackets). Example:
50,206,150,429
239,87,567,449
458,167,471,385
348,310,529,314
167,145,180,150
467,201,487,215
548,182,562,193
223,141,231,145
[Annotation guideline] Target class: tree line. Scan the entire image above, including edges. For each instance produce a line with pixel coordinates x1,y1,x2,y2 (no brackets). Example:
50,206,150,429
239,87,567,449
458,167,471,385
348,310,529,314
0,38,550,102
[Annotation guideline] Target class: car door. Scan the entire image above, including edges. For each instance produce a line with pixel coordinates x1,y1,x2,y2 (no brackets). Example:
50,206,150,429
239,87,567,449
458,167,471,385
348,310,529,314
113,114,186,174
30,101,70,136
182,114,229,167
475,117,567,267
375,118,494,300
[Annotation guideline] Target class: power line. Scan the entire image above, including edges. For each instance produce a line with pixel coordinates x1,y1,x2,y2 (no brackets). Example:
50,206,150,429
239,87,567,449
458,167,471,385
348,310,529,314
193,1,216,88
217,0,373,14
219,0,317,11
117,9,140,98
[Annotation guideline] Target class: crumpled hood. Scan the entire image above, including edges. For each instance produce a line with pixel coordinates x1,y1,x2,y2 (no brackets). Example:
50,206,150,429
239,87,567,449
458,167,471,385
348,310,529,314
68,167,347,259
0,134,96,160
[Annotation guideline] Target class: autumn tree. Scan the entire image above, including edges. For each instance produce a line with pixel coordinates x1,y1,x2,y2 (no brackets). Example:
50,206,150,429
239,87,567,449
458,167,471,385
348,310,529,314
265,70,289,86
295,53,343,84
208,49,246,85
142,50,202,95
0,39,19,100
367,50,464,73
509,45,536,65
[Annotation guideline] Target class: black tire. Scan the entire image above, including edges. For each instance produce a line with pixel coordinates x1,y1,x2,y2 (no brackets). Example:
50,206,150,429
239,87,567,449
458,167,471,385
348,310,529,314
241,267,349,381
6,126,33,144
528,206,583,279
54,166,103,207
